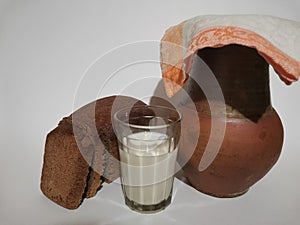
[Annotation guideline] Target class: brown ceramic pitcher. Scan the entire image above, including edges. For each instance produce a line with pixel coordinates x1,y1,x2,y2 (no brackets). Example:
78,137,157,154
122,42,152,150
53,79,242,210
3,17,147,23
151,44,284,197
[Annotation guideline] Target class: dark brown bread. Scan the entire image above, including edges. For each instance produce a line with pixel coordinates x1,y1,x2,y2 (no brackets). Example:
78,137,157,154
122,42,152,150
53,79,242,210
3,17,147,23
98,123,119,183
41,124,92,209
40,95,145,209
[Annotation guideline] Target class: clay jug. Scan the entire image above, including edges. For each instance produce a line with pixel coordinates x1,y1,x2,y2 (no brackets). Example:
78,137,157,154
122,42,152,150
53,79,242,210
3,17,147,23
151,44,284,197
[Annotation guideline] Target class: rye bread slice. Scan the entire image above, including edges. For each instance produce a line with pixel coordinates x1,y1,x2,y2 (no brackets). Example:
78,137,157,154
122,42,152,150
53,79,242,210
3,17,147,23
40,95,145,209
40,123,92,209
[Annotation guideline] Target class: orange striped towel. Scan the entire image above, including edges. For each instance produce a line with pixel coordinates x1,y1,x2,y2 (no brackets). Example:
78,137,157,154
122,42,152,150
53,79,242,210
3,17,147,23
161,15,300,97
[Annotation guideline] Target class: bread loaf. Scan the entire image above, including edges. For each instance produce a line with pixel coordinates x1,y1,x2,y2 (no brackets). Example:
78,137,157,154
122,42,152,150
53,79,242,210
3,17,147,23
40,95,145,209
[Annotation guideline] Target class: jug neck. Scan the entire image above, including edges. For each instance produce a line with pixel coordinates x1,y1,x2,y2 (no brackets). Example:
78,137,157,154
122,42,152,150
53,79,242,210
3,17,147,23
186,44,271,121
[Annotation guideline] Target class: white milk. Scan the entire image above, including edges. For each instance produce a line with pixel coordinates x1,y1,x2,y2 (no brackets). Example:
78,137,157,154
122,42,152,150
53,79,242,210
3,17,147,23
119,131,178,205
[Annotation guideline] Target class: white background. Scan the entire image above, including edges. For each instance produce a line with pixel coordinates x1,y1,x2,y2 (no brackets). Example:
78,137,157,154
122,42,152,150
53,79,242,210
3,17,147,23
1,0,300,224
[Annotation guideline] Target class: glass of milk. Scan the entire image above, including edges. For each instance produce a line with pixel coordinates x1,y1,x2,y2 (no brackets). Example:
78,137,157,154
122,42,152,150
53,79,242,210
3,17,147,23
113,105,181,213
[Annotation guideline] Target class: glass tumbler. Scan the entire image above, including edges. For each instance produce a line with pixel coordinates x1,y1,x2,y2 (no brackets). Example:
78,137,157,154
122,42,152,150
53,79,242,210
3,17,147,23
113,105,181,213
